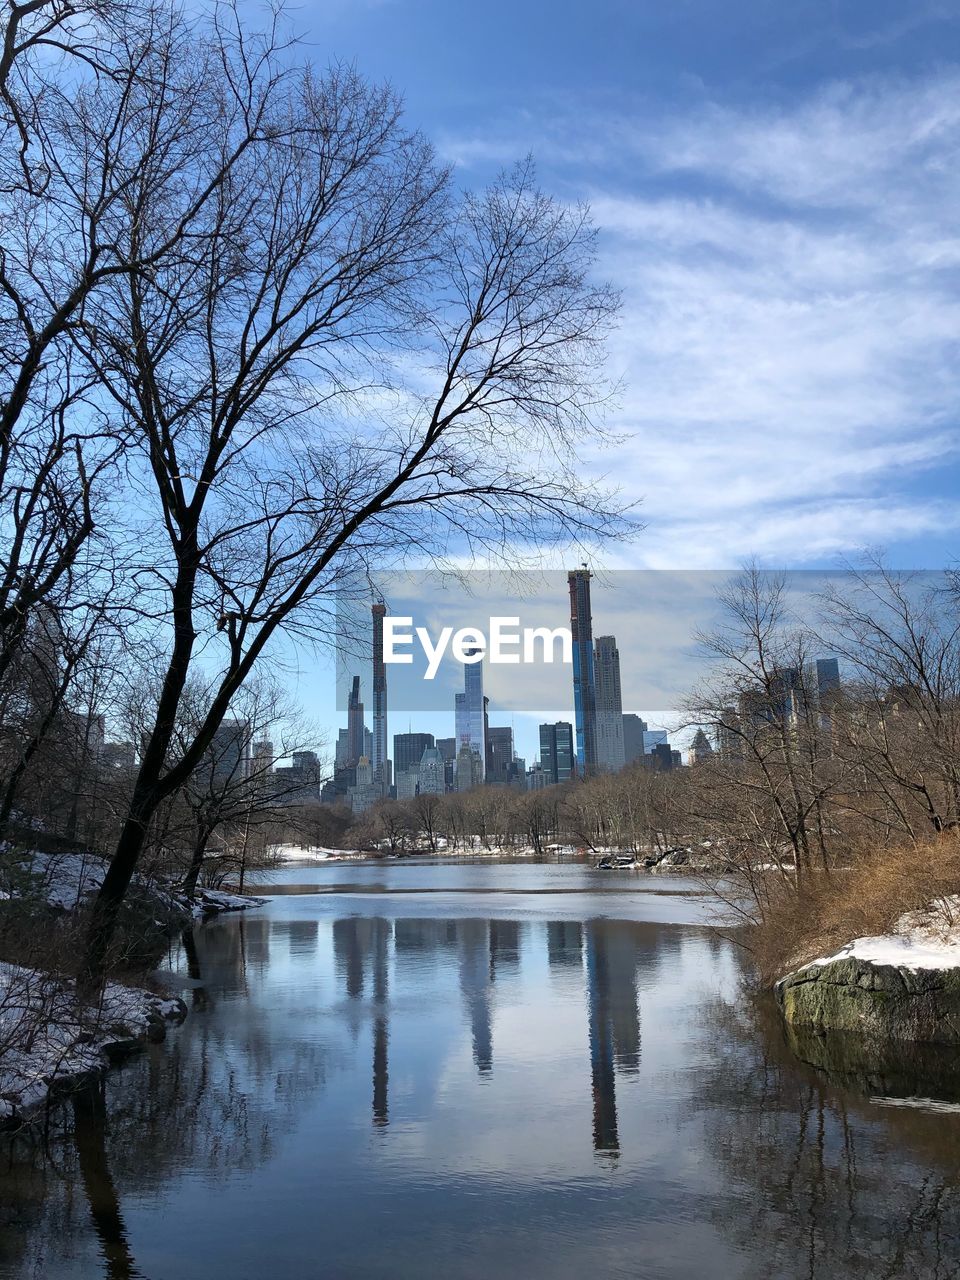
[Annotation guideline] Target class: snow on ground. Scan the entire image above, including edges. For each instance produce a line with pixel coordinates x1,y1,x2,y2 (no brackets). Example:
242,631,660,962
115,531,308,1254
268,844,363,863
0,962,186,1124
805,896,960,972
2,848,265,917
194,887,266,912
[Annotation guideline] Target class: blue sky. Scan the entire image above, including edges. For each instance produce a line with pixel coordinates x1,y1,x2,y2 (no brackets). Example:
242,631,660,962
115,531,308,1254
276,0,960,759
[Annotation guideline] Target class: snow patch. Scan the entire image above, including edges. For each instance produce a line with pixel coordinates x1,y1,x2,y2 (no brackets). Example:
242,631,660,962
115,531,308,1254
804,896,960,972
0,962,186,1124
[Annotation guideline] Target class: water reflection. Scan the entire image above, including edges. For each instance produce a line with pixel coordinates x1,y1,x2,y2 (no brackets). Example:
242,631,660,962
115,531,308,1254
3,893,960,1280
72,1086,141,1280
584,920,643,1157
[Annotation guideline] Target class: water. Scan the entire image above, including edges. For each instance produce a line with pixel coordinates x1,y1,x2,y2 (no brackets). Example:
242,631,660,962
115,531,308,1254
2,859,959,1279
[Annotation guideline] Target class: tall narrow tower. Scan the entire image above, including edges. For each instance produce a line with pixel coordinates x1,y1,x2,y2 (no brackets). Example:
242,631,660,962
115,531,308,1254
347,675,364,766
568,567,598,773
371,602,388,797
454,646,485,782
594,635,625,771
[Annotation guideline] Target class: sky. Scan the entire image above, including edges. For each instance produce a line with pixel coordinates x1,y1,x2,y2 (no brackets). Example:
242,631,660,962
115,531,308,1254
271,0,960,761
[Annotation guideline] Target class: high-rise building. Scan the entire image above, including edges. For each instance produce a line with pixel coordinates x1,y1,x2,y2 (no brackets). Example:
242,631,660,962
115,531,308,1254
647,742,674,772
687,729,714,767
394,732,435,776
371,603,389,798
594,636,625,771
456,743,481,791
770,667,801,723
568,568,598,773
816,657,841,702
643,729,668,754
454,647,485,782
526,763,546,790
418,746,445,795
485,725,514,786
716,707,742,762
347,675,364,766
621,713,647,766
251,739,274,775
435,736,457,792
207,718,250,782
395,769,419,799
349,755,378,813
539,721,574,785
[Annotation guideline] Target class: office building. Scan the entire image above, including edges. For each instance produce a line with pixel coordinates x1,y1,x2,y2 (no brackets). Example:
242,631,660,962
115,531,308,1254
539,721,574,785
394,732,435,777
418,746,445,795
455,646,485,782
594,635,625,771
647,742,674,772
349,755,379,813
687,729,714,767
621,713,647,766
485,725,514,786
816,657,841,702
206,718,250,783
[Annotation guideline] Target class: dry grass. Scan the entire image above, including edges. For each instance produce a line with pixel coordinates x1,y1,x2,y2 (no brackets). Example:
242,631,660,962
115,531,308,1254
748,832,960,986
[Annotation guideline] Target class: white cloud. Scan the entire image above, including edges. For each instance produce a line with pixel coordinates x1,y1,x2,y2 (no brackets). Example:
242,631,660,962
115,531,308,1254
440,71,960,567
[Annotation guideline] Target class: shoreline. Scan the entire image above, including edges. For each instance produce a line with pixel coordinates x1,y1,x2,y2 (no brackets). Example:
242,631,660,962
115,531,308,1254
0,881,266,1132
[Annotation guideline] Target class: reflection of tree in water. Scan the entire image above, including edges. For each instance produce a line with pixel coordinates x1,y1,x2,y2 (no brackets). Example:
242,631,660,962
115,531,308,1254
694,994,960,1279
1,915,337,1279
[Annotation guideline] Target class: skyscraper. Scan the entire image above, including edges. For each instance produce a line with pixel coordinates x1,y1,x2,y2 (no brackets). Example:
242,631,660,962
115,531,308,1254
621,713,647,766
417,746,445,795
539,721,574,785
454,646,485,782
594,635,625,771
371,603,389,798
394,732,435,777
816,657,841,702
485,725,514,785
347,675,364,766
568,567,598,773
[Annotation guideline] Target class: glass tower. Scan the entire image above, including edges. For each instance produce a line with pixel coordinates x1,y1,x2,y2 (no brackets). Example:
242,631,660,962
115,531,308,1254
455,647,485,782
568,568,598,773
594,635,625,771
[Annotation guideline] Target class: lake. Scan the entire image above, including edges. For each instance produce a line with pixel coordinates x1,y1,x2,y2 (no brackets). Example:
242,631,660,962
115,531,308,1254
2,858,959,1279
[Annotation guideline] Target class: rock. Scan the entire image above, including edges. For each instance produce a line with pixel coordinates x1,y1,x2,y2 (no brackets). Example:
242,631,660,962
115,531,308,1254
784,1020,960,1102
777,956,960,1044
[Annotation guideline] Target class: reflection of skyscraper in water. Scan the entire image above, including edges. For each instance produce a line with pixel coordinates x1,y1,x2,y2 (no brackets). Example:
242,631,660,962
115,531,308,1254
547,921,583,969
333,916,367,999
584,920,643,1156
332,916,393,1126
488,920,521,981
287,921,319,957
372,917,390,1127
457,919,492,1075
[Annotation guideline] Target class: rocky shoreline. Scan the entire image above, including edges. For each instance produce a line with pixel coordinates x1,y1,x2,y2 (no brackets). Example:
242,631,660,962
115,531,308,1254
0,849,266,1129
776,897,960,1054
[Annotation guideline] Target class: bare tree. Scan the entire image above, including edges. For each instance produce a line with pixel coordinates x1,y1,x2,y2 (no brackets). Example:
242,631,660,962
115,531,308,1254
71,11,623,979
822,562,960,835
687,566,840,895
